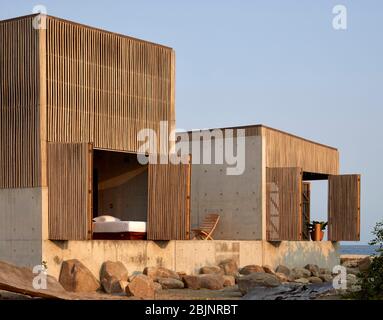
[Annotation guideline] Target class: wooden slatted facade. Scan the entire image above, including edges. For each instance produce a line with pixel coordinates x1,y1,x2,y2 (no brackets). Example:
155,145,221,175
266,167,303,241
328,174,361,241
0,16,41,188
147,162,191,240
48,143,93,240
45,17,174,153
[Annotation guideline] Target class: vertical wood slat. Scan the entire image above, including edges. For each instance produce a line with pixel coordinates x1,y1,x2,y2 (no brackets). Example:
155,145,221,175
302,182,311,240
262,127,339,175
266,167,302,241
45,17,173,154
147,161,191,240
48,142,92,240
328,174,360,241
0,16,41,188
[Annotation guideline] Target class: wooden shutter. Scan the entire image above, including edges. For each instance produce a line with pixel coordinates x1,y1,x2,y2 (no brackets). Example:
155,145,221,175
48,143,93,240
328,174,360,241
147,162,191,240
302,182,311,241
266,167,302,241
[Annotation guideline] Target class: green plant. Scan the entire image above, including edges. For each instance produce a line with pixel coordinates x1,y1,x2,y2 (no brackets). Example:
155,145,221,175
352,219,383,300
369,220,383,253
307,221,328,232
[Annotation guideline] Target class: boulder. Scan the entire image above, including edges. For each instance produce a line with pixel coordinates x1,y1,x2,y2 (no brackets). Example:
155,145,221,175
59,259,99,292
319,268,331,275
156,277,184,289
182,275,201,290
341,255,367,268
358,256,372,272
119,280,129,292
308,276,323,284
100,261,129,294
154,282,162,292
346,267,360,276
304,264,320,277
101,276,126,294
222,275,236,287
262,265,275,274
239,265,264,275
319,274,333,283
218,259,238,276
199,266,224,275
275,272,290,282
129,271,142,282
275,265,290,276
199,274,225,290
291,267,311,279
237,272,281,294
143,267,180,281
125,274,157,299
0,260,70,300
294,278,310,285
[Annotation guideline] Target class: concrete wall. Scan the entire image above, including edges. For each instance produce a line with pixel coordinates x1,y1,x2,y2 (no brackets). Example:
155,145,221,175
179,134,263,240
43,239,340,279
0,188,45,267
98,170,148,221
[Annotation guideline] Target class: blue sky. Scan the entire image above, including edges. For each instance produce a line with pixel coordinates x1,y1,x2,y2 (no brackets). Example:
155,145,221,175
1,1,382,243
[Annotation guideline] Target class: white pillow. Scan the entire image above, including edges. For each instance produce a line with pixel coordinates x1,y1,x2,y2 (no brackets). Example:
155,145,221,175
93,215,121,222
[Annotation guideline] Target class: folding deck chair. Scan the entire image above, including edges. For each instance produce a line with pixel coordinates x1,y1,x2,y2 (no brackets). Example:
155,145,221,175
191,213,220,240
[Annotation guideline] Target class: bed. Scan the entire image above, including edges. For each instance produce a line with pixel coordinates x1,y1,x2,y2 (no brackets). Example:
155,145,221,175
92,217,147,240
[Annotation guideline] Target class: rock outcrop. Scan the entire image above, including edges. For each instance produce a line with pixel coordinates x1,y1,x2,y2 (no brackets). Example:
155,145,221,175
59,259,100,292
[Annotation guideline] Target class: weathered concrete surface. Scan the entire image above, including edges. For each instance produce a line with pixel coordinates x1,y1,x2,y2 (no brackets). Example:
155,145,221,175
178,134,263,240
0,188,45,268
43,240,339,280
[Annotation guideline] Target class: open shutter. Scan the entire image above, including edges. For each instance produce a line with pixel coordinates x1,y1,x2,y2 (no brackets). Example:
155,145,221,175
48,143,93,240
328,174,360,241
266,167,302,241
147,162,191,240
302,182,311,240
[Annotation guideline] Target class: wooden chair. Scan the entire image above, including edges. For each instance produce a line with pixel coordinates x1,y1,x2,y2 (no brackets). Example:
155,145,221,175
192,213,220,240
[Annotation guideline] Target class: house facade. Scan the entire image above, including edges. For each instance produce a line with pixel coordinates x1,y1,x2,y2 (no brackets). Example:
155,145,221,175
0,15,360,278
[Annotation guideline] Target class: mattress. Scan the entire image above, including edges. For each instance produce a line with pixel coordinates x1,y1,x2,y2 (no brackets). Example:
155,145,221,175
93,221,147,233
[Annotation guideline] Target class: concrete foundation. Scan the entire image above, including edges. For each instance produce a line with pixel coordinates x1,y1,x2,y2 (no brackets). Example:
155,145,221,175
43,239,339,279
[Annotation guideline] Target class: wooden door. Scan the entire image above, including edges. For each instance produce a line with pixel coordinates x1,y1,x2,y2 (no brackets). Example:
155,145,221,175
147,162,191,240
48,143,93,240
266,167,303,241
328,174,361,241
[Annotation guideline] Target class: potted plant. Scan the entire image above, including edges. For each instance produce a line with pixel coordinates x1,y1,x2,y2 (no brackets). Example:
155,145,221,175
307,221,328,241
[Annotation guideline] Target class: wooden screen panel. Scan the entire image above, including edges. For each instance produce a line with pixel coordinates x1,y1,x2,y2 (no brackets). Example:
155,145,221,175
48,143,93,240
266,167,303,241
302,182,311,241
147,162,191,240
0,16,41,188
263,127,339,175
46,16,174,154
328,174,360,241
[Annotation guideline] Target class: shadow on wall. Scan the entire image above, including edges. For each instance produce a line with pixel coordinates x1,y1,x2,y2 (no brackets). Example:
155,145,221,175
265,241,339,269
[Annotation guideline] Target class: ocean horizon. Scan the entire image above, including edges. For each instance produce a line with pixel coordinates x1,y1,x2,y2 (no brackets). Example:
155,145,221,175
339,245,380,255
